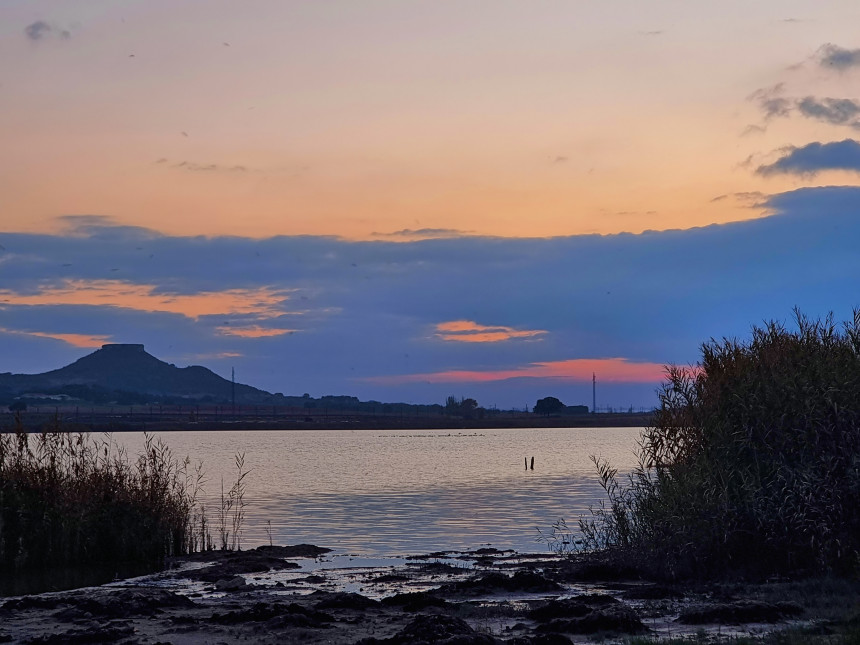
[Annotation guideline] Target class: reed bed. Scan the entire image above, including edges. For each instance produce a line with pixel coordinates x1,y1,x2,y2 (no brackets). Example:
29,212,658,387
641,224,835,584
0,417,206,575
581,309,860,578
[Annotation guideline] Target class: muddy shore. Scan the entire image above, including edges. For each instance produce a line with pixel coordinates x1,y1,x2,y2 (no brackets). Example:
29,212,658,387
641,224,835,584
2,545,856,644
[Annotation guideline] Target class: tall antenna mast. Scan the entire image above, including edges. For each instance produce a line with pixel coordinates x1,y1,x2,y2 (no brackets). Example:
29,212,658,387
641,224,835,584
592,372,596,414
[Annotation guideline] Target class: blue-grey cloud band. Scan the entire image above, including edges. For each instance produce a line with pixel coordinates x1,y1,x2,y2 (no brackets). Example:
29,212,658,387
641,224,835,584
1,187,858,406
757,140,860,175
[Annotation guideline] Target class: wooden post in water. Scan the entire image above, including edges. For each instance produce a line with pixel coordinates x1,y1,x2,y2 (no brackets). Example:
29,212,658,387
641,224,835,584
530,456,534,470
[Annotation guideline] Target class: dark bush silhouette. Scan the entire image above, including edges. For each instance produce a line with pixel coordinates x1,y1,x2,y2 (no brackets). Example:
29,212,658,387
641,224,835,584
581,309,860,578
534,397,565,416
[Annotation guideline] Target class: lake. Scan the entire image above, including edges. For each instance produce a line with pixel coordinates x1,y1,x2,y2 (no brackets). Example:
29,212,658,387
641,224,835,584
116,427,642,556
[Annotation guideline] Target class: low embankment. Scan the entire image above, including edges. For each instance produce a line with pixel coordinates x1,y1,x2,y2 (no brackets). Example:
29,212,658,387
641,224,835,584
0,410,653,432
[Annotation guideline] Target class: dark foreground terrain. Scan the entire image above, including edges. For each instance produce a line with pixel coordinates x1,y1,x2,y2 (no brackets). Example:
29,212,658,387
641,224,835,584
1,545,857,644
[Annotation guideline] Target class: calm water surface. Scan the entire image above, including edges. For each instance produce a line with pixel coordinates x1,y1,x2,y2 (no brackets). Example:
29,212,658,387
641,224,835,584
117,427,642,556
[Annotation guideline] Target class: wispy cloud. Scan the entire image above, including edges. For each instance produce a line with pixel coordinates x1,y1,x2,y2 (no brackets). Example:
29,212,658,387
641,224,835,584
756,140,860,176
168,160,249,173
796,97,860,129
817,44,860,70
216,325,298,338
748,70,860,131
58,215,114,230
732,191,767,206
0,280,293,320
741,124,767,136
24,20,70,42
55,215,161,240
435,320,547,343
372,228,470,240
0,328,110,348
154,159,252,173
366,358,666,385
184,351,243,361
748,84,791,120
710,189,766,207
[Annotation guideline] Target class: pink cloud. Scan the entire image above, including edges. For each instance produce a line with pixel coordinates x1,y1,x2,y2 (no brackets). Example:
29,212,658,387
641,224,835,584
216,325,298,338
365,357,666,385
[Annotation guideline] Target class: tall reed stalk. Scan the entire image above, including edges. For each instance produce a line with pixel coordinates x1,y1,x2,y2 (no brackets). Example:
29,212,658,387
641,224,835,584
217,452,249,551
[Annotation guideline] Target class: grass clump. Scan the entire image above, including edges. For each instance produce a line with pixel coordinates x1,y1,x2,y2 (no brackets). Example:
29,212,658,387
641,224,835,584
582,309,860,579
0,418,205,575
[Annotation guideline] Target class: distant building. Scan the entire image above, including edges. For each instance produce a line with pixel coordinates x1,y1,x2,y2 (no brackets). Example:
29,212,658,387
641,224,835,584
565,405,589,415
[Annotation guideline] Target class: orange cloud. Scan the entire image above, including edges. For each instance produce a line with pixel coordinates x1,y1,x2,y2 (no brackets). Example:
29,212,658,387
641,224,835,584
366,357,666,384
0,328,111,348
435,320,547,343
0,280,292,319
216,325,298,338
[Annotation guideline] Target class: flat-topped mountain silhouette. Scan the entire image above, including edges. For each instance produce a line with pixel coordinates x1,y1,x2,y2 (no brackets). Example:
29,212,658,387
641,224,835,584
0,344,274,404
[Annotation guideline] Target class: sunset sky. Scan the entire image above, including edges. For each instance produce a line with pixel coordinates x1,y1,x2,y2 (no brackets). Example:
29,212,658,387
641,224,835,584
2,1,859,409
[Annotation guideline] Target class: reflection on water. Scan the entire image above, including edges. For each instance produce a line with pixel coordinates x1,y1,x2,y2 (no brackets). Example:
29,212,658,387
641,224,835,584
116,427,642,556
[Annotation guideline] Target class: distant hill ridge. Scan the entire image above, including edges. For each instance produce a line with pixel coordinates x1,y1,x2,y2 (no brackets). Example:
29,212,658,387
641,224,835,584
0,344,273,404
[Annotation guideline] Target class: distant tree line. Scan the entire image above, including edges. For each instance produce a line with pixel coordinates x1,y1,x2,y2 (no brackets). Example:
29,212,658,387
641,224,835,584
5,385,590,418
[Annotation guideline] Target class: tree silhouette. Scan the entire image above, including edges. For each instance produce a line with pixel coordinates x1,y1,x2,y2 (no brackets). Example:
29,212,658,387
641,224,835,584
445,396,479,417
534,396,565,416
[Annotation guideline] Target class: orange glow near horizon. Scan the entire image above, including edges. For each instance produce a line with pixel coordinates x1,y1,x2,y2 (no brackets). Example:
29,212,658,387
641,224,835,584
435,320,547,343
0,280,293,320
365,357,667,385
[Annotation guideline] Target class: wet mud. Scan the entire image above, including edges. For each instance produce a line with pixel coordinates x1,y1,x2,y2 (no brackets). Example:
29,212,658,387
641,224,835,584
0,544,842,644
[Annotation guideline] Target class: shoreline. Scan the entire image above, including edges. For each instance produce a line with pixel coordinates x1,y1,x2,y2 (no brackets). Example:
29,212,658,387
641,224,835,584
1,545,856,644
0,411,653,433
